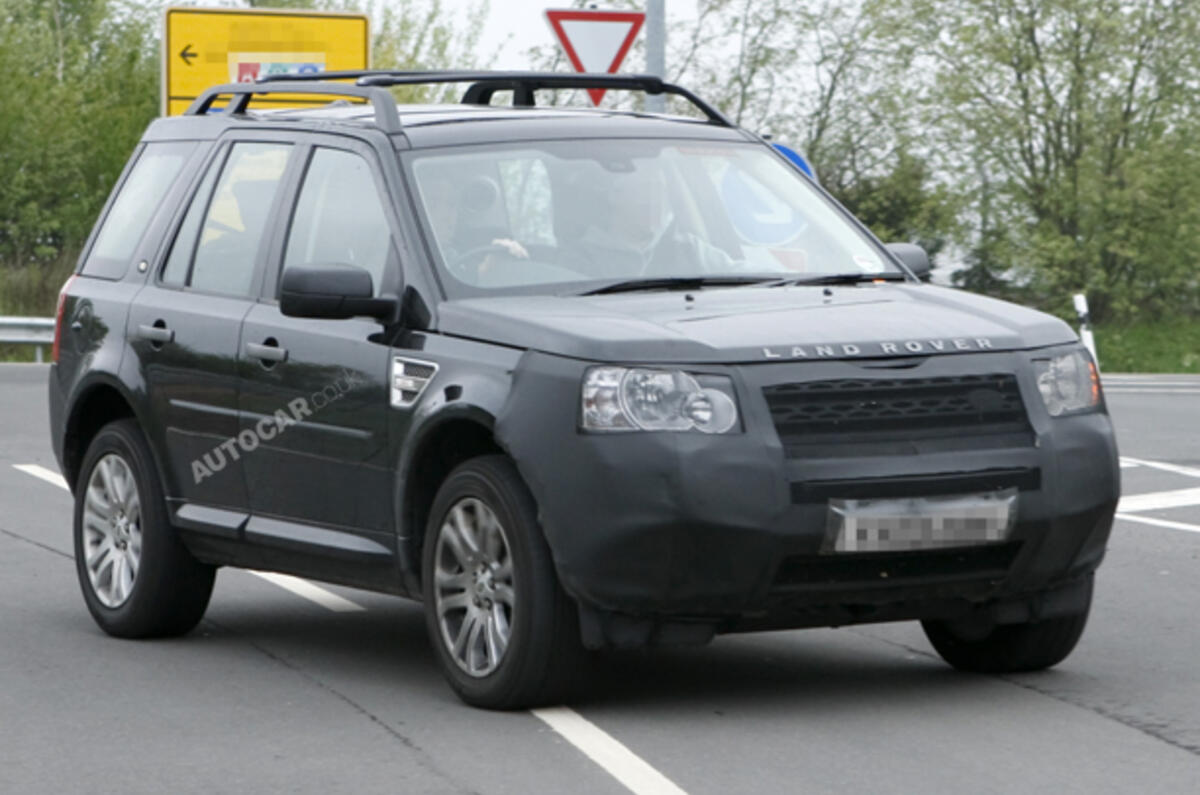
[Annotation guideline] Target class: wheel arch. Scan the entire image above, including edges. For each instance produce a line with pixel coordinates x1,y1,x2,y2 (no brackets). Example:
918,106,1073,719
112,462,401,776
396,408,505,588
62,376,155,494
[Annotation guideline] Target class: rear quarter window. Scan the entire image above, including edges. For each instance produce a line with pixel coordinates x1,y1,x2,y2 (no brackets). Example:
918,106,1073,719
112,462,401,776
82,141,195,280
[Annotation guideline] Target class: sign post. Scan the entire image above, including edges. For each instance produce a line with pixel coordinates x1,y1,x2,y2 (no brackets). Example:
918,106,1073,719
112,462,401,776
162,7,370,116
544,8,645,105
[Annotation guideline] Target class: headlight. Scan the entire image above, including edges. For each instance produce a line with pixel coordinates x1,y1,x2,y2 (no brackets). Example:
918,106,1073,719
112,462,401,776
1032,348,1102,417
581,366,740,433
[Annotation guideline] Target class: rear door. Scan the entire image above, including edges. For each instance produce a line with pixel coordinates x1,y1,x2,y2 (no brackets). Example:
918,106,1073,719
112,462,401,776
127,135,299,532
237,136,398,558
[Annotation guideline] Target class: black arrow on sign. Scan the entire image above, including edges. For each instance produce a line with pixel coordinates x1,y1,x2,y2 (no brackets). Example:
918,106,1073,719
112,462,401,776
179,44,196,66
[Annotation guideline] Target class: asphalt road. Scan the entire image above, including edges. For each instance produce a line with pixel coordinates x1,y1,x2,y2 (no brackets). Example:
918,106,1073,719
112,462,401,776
1,363,1198,794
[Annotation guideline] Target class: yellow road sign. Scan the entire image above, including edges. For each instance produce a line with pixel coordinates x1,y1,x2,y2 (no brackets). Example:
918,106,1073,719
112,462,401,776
162,7,370,116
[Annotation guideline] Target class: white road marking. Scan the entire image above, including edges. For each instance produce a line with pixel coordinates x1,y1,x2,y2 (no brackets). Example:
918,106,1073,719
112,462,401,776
1116,513,1200,535
1118,487,1200,513
245,570,366,612
10,463,366,612
531,706,689,795
1119,459,1139,469
1104,388,1200,394
12,464,69,491
1119,456,1200,479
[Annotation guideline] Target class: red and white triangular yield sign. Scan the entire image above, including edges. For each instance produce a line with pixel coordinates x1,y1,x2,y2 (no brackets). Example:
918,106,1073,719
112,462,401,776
544,8,646,105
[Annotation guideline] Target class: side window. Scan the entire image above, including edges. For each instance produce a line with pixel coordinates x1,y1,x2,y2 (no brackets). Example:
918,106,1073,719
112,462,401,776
284,148,393,295
161,150,222,287
83,142,195,279
187,142,291,296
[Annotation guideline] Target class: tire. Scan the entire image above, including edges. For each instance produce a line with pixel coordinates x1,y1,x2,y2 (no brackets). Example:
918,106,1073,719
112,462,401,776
922,578,1093,674
422,455,586,709
74,418,215,638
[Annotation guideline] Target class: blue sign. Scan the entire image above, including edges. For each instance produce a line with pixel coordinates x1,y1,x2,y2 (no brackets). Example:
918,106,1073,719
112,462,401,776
720,167,801,246
772,143,815,179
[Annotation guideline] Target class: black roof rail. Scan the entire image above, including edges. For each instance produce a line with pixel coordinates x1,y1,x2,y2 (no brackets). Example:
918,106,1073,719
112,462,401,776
260,69,734,126
183,83,402,134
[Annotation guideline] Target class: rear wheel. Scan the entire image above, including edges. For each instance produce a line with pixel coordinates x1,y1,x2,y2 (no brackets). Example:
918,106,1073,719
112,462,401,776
922,579,1093,673
422,455,585,709
74,419,215,638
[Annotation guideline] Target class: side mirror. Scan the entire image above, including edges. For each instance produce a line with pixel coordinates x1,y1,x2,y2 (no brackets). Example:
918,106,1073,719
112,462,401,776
886,243,932,281
280,265,398,320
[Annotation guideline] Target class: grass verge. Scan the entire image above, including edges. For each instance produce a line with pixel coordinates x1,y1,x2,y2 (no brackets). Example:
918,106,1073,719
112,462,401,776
1094,321,1200,373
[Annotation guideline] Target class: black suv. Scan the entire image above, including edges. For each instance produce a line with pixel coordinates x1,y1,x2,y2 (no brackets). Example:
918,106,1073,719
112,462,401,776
49,72,1119,709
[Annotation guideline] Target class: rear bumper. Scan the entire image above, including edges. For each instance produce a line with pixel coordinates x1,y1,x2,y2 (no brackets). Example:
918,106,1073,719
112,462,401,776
496,352,1119,645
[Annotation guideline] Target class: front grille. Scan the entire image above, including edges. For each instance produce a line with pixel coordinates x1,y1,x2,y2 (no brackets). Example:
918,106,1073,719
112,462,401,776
764,374,1031,456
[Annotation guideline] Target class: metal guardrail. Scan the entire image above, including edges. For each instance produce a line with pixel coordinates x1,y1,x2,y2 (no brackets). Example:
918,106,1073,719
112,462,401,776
0,317,55,362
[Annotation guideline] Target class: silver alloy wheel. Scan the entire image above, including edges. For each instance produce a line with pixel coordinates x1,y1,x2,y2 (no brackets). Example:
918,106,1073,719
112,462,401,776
433,497,515,677
81,453,143,609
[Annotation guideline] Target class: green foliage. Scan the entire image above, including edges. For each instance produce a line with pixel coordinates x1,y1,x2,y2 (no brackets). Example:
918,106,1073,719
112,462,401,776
0,0,157,270
0,0,488,316
825,150,963,258
1094,321,1200,374
2,0,1198,353
890,0,1200,324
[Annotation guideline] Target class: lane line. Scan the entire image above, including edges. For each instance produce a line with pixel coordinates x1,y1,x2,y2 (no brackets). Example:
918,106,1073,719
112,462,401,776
1119,460,1139,469
246,570,366,612
10,463,366,613
1116,512,1200,535
13,464,70,491
1119,456,1200,480
1104,382,1200,387
1118,487,1200,514
531,707,689,795
12,459,679,789
1104,388,1200,394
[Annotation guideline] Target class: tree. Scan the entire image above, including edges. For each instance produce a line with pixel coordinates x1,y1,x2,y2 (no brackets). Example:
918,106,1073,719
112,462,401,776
892,0,1200,321
522,0,961,254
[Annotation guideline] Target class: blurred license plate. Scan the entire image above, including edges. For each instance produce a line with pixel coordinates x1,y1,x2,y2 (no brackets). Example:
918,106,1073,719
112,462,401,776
827,489,1016,553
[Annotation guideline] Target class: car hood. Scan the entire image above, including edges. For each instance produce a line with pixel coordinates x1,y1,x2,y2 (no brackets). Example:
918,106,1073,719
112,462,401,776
435,283,1078,364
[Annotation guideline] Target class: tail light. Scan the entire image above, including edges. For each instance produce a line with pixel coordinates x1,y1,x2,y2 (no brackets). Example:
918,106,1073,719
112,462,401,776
51,275,77,364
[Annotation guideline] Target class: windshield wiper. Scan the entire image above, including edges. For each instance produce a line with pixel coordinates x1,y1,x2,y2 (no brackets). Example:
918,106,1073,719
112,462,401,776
769,272,910,287
577,275,779,296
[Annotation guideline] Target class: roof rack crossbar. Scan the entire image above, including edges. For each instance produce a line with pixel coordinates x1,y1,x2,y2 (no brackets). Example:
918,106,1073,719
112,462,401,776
184,83,402,134
259,70,733,126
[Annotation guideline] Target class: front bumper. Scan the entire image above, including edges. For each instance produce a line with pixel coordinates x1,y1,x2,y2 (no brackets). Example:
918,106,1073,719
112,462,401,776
495,351,1119,644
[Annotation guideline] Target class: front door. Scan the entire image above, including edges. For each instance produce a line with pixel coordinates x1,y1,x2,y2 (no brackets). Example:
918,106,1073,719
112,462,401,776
237,140,398,555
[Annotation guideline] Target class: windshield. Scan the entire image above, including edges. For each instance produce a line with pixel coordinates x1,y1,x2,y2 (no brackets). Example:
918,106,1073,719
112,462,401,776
406,139,899,296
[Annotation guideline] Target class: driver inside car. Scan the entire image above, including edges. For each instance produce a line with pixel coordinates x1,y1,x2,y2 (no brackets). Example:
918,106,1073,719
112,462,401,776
422,174,529,275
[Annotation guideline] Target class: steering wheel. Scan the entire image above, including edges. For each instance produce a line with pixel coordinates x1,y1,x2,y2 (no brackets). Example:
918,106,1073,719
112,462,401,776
448,243,522,282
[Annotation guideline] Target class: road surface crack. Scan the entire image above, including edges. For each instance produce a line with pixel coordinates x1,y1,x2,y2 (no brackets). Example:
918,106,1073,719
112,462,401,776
850,627,1200,758
0,524,73,560
201,615,483,795
0,522,481,793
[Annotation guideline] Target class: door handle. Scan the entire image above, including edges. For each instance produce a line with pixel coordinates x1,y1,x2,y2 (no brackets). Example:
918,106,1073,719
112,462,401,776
245,340,288,363
136,323,174,344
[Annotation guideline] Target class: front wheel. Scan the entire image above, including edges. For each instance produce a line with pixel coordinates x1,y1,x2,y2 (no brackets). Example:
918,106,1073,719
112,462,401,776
74,419,215,638
422,455,585,709
922,578,1093,673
